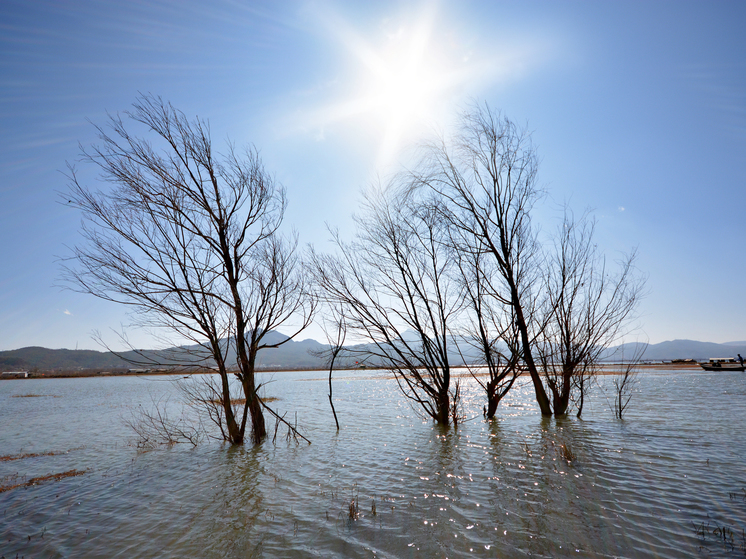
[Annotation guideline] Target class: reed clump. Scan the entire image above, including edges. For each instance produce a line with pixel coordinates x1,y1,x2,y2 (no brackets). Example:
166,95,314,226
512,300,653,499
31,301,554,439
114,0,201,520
693,518,745,553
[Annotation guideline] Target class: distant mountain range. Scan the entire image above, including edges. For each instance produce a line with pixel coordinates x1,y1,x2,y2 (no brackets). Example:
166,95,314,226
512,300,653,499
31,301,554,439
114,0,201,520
607,340,746,362
0,332,328,372
1,335,745,372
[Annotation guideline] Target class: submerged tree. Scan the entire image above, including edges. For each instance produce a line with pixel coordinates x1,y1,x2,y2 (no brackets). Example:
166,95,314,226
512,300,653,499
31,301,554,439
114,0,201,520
609,344,645,419
412,103,643,417
311,305,348,430
536,213,643,417
452,236,522,419
414,105,552,415
310,186,462,425
63,95,314,445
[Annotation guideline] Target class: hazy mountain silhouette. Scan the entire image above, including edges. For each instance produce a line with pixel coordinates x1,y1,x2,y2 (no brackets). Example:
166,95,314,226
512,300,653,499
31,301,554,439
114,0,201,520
608,339,746,361
2,335,745,371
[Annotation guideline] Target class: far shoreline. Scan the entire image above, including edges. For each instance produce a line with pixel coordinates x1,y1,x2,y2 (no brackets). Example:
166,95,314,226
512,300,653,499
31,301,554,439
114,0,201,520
0,362,707,380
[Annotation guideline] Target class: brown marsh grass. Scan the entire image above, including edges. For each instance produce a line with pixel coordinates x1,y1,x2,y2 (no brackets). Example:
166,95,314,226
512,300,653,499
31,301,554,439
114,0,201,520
559,442,576,462
0,450,68,462
208,396,280,405
348,497,359,520
0,469,87,493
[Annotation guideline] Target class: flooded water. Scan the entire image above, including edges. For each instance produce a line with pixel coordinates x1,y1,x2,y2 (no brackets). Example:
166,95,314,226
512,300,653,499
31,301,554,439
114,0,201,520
1,368,745,558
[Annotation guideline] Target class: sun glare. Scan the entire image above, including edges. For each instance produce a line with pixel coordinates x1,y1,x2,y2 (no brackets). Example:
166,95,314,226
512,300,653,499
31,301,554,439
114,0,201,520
299,5,473,166
367,30,437,119
299,4,536,167
355,19,448,164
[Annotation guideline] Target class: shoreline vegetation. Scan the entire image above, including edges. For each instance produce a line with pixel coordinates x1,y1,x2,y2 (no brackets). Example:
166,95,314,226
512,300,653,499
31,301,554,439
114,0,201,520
0,362,702,380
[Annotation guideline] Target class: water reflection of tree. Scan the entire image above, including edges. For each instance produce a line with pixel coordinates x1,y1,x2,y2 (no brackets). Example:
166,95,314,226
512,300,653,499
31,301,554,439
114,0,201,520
482,417,599,555
199,445,268,556
402,425,470,555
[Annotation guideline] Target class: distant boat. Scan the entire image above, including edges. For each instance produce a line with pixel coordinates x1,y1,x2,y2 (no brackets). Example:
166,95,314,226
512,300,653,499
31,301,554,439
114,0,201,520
699,358,745,371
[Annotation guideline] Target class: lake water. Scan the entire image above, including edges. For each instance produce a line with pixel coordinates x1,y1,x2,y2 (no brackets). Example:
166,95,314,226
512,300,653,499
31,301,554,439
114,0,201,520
1,368,745,558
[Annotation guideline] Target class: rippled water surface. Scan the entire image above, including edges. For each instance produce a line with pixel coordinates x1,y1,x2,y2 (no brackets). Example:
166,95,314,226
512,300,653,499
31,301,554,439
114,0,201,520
2,369,745,558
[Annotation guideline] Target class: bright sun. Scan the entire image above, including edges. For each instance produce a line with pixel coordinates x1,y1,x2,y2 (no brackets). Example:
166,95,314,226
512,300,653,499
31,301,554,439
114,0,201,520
356,22,447,164
305,6,473,167
366,33,436,120
299,5,540,167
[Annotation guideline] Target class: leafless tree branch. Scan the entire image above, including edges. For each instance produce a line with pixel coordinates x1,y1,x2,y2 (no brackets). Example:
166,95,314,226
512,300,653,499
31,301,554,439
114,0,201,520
62,94,314,445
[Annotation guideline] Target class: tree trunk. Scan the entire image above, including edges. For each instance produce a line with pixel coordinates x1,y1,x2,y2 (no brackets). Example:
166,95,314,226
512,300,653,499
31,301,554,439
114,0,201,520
220,371,243,444
326,345,340,430
436,390,450,425
243,351,266,444
223,383,243,444
218,222,268,445
485,390,499,419
213,349,243,444
513,297,552,415
549,372,573,416
552,390,570,416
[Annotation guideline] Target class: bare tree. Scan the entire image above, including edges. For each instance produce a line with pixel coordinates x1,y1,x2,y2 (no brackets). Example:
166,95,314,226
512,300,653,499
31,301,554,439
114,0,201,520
63,95,314,445
310,186,462,425
124,394,204,449
610,344,645,419
452,237,522,419
536,212,643,416
414,104,553,415
411,104,645,418
310,305,348,430
613,362,638,420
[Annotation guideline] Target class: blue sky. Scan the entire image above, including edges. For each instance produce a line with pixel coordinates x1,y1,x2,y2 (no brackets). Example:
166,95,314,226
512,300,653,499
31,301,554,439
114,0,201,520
1,0,745,351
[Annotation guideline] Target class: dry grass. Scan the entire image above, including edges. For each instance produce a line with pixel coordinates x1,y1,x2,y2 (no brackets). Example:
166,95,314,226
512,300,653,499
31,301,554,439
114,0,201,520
208,396,279,405
0,450,67,462
0,469,87,493
348,497,359,520
559,442,576,462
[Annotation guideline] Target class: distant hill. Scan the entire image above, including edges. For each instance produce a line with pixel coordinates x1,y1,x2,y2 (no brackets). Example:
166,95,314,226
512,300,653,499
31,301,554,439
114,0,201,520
611,339,746,362
2,336,745,372
0,346,131,371
0,333,329,372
